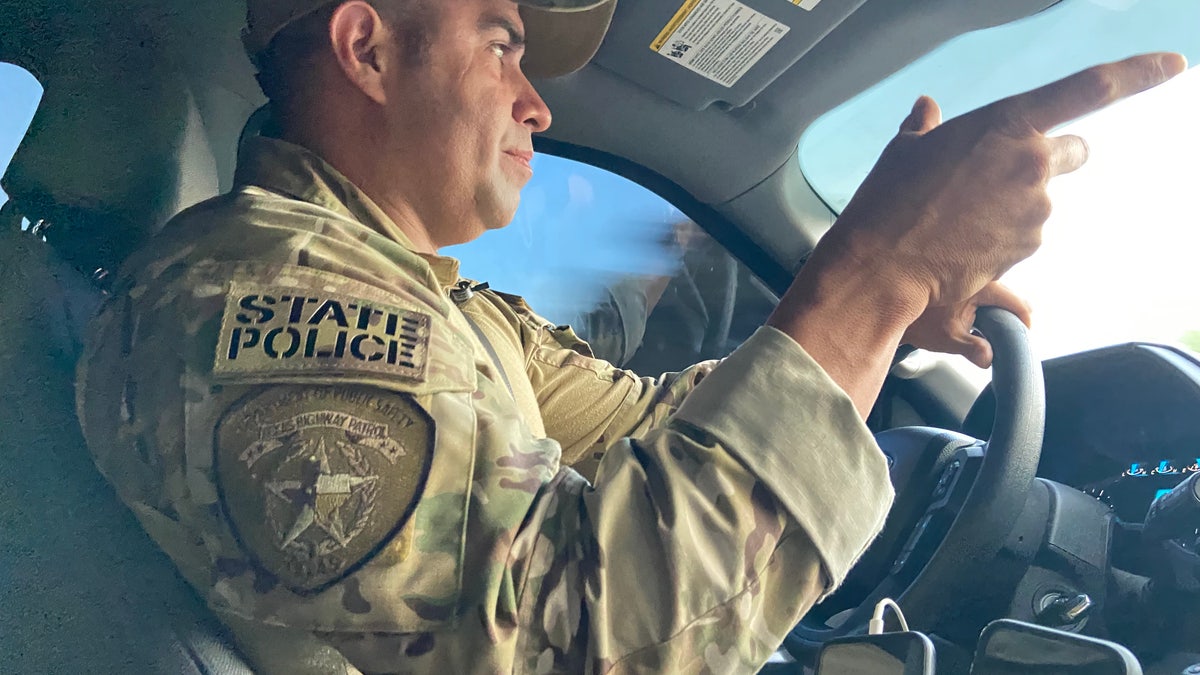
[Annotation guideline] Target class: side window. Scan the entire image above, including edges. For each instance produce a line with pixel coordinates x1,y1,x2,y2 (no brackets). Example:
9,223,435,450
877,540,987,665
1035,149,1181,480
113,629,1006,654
445,154,777,373
0,63,43,213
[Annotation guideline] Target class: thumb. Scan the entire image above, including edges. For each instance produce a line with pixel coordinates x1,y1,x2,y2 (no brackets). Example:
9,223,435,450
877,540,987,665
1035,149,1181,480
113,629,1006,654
899,95,943,135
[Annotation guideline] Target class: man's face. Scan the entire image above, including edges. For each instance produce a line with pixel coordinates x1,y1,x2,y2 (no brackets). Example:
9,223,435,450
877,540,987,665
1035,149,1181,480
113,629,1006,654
380,0,551,248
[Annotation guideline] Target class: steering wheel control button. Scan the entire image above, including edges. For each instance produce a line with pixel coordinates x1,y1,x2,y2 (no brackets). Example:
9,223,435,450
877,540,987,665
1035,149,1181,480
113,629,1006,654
906,514,933,550
933,459,962,499
1034,592,1093,628
931,448,984,512
891,514,936,576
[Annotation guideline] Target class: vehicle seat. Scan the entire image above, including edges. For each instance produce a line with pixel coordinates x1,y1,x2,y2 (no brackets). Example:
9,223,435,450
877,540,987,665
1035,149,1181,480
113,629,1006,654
0,211,254,674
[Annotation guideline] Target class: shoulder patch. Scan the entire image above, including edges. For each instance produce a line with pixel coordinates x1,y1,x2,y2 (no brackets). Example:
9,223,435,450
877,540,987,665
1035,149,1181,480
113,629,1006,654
215,385,434,594
213,281,431,383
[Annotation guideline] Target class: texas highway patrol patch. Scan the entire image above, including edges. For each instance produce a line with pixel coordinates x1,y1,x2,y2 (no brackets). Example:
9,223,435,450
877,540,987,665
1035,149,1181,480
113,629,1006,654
212,281,431,383
215,385,434,594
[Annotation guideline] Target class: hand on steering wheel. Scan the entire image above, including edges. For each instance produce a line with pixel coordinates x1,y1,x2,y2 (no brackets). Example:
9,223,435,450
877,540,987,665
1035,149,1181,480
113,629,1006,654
903,282,1032,369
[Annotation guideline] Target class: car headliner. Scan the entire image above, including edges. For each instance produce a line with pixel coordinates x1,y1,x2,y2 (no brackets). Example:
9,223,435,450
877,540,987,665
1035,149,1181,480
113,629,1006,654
0,0,1058,276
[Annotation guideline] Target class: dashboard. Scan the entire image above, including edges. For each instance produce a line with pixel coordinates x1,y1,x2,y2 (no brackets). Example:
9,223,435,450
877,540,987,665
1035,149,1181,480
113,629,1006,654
1083,459,1200,522
963,342,1200,529
945,343,1200,671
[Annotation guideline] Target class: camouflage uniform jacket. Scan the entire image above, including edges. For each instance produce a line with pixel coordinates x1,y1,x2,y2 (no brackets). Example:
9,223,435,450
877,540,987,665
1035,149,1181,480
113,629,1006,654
77,138,894,674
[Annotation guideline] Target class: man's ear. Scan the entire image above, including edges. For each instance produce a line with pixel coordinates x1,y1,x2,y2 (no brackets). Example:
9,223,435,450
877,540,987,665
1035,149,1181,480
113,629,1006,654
328,1,392,105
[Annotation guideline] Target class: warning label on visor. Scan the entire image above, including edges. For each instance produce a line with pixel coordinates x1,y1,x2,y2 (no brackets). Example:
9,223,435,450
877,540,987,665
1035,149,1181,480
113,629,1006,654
651,0,791,88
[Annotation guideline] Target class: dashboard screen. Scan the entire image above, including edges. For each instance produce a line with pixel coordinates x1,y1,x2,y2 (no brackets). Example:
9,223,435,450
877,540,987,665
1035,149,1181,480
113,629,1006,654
1082,459,1199,522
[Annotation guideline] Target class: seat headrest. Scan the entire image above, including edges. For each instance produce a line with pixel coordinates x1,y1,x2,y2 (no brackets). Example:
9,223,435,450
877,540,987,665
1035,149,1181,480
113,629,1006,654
0,0,261,273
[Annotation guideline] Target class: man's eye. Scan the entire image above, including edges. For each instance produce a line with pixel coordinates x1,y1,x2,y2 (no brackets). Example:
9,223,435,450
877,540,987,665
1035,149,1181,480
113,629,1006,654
490,44,510,60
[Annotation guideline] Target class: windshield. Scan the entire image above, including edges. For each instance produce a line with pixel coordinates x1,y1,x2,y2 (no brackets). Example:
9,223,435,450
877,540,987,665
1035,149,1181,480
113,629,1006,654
799,0,1200,362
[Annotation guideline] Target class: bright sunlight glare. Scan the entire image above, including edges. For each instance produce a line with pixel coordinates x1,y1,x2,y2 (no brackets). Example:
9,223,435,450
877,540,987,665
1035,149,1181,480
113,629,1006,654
1002,65,1200,361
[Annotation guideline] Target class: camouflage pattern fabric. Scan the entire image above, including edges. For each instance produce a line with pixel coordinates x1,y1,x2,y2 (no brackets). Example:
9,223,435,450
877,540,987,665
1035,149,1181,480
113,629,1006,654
77,137,894,674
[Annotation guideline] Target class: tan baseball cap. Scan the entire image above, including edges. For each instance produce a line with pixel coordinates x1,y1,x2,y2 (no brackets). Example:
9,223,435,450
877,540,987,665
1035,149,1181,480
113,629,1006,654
244,0,617,79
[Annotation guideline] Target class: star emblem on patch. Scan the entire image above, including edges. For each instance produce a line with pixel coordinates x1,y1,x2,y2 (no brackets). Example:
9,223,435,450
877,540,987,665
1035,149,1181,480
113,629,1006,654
216,386,433,593
265,437,380,550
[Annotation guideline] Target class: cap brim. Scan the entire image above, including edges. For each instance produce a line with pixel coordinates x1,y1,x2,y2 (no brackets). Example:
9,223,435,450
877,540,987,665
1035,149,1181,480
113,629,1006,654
519,0,617,80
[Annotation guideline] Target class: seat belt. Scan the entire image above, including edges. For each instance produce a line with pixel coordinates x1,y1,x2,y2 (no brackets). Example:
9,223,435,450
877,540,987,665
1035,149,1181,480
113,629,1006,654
451,281,515,398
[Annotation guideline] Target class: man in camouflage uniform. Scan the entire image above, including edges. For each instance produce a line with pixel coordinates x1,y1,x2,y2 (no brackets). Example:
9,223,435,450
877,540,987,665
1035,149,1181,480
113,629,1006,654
76,0,1185,671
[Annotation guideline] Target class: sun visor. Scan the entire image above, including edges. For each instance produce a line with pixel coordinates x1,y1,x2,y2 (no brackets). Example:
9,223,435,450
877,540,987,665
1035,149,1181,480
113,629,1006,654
586,0,870,110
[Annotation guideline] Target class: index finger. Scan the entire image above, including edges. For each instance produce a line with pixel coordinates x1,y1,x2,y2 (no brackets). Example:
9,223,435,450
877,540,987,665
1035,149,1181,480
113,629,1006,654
995,52,1187,133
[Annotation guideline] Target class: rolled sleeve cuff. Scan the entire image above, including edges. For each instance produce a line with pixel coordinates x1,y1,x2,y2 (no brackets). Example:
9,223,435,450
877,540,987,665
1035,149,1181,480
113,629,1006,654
673,326,894,593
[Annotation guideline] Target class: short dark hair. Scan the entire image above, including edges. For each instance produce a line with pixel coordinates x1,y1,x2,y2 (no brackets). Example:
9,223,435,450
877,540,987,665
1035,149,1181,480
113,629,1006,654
253,4,340,108
253,1,434,118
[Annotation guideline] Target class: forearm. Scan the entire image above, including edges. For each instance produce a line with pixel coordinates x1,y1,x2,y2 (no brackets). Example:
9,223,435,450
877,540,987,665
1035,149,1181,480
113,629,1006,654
767,244,924,418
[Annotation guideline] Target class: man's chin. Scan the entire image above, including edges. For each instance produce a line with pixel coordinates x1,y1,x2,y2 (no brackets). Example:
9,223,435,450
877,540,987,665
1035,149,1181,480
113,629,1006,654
486,215,516,232
480,192,522,232
444,210,516,248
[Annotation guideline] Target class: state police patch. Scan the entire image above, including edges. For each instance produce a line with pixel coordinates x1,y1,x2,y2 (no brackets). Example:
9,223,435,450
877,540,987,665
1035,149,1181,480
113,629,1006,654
212,282,432,383
215,385,434,593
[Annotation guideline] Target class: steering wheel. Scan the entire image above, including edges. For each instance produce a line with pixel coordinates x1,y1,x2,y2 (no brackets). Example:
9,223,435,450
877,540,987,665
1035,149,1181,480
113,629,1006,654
784,307,1045,657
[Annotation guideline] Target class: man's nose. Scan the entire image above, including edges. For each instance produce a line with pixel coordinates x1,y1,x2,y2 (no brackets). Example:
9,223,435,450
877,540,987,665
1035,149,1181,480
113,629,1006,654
514,75,552,133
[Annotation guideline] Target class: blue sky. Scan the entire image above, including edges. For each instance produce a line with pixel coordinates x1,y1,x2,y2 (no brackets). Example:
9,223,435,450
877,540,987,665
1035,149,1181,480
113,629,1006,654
444,155,684,321
0,64,42,205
